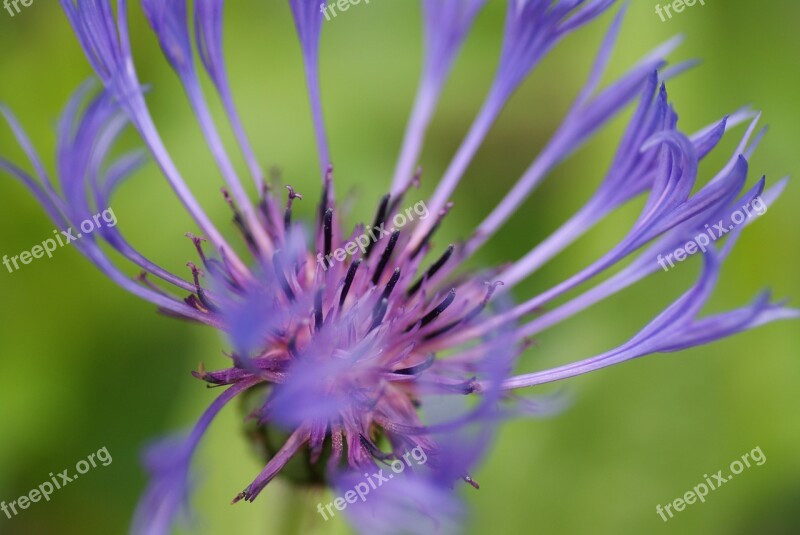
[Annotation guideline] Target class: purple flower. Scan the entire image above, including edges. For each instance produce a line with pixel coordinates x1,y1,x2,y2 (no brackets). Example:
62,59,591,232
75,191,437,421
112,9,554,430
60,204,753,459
1,1,796,534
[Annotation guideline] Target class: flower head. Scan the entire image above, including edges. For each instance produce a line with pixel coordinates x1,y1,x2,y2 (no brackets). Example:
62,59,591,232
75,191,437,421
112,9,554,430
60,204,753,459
2,1,797,534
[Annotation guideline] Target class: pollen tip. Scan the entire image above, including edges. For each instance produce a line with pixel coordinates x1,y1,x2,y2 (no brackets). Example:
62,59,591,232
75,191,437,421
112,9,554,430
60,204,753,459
464,475,480,490
286,184,303,200
185,232,206,242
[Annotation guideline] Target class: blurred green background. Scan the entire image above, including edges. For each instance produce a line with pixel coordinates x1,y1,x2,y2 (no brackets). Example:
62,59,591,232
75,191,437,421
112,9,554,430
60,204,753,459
1,0,798,533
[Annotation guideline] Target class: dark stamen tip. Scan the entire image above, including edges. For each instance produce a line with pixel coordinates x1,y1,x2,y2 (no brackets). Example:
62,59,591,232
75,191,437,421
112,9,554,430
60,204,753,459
381,268,401,301
285,184,303,200
185,232,207,244
372,230,400,285
323,208,334,257
419,288,456,328
408,244,455,296
314,287,325,331
464,475,480,490
365,193,391,258
339,259,362,308
186,261,204,277
284,186,303,230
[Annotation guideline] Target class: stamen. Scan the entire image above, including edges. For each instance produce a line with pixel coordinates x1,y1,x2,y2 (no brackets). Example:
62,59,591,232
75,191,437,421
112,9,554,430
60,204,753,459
222,187,256,250
231,490,250,504
407,244,455,296
314,287,324,331
323,207,333,257
380,267,401,301
185,232,238,288
372,230,399,284
184,294,210,313
317,164,333,238
417,288,456,328
186,232,208,264
191,363,250,386
187,261,217,311
283,185,303,230
464,475,480,489
424,281,502,339
365,193,390,258
318,164,334,224
339,259,361,308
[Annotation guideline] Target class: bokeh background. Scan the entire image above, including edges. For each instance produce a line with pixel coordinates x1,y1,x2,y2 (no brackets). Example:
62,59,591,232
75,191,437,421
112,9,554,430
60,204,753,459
1,0,799,533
